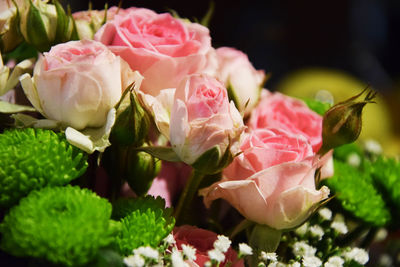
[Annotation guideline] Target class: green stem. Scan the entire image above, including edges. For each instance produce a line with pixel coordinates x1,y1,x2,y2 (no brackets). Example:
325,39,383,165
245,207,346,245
174,169,204,225
229,219,252,239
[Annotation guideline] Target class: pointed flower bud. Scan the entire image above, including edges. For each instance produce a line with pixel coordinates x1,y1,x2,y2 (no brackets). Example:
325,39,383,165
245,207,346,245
19,0,74,52
319,88,377,155
0,0,24,52
125,145,162,196
111,86,149,147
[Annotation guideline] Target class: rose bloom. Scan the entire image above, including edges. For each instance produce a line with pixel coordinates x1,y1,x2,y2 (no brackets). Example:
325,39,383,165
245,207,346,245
147,161,192,207
73,6,135,40
20,39,137,130
169,74,245,167
173,225,244,267
215,47,265,116
200,128,330,230
248,90,323,152
94,8,213,96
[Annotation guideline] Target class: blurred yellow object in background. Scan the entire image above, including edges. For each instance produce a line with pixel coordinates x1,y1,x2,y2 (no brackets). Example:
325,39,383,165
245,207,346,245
276,68,399,156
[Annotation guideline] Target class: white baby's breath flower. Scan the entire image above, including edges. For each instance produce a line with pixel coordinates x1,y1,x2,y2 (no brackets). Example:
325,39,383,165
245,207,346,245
204,261,212,267
260,251,278,262
309,225,324,240
208,248,226,262
295,222,309,236
318,207,332,221
364,139,382,155
182,244,197,261
239,243,253,256
292,241,317,257
133,246,159,260
214,235,231,253
164,233,176,244
347,153,361,167
343,247,369,265
324,256,344,267
302,255,322,267
331,221,348,234
171,248,189,267
267,262,286,267
124,254,145,267
288,262,301,267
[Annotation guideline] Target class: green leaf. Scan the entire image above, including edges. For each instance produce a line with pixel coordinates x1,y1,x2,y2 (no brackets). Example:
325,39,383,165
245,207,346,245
137,146,181,162
301,98,332,115
324,160,391,226
0,101,36,113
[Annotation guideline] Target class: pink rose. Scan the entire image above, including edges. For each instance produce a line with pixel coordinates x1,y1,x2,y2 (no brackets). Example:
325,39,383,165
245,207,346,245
248,90,323,152
20,40,138,130
94,8,213,96
147,161,192,207
173,225,244,267
169,74,245,168
215,47,265,116
200,128,330,230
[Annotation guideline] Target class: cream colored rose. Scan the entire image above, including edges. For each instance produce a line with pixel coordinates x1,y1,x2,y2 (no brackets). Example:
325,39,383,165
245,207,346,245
20,39,137,130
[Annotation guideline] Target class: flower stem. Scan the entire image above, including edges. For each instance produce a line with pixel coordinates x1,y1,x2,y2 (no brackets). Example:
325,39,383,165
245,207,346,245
174,169,204,225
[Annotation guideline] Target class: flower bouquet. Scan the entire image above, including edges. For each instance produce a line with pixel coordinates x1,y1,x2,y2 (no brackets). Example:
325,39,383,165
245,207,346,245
1,1,400,267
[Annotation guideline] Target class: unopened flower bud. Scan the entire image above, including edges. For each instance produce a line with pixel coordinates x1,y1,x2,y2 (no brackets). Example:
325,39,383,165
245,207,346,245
319,88,376,155
0,0,24,52
111,87,150,147
125,146,161,196
19,0,74,52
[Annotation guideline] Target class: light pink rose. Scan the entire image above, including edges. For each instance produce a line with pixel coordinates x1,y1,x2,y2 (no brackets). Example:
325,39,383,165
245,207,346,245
200,128,330,230
169,74,245,167
215,47,265,116
248,90,323,152
147,161,192,207
173,225,244,267
94,8,213,96
20,39,138,130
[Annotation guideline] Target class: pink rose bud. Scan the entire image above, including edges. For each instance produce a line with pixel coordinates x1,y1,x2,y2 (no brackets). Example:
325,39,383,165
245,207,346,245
170,74,245,174
248,90,323,153
200,128,330,230
19,39,139,130
215,47,265,116
95,8,213,96
319,88,377,155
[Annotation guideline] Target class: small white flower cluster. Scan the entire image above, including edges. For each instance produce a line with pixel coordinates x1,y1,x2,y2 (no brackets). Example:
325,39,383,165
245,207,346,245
124,246,160,267
206,235,231,265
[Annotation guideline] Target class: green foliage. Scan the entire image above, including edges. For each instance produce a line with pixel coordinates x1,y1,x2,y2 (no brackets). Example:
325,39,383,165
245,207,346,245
324,160,391,227
368,156,400,212
0,128,88,207
302,98,332,115
113,196,175,255
0,186,115,266
333,142,363,163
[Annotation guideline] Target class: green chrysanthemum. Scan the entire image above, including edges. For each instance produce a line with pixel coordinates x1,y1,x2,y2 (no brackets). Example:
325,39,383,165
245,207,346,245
0,186,116,266
0,128,88,207
113,196,175,255
369,156,400,210
324,160,391,226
